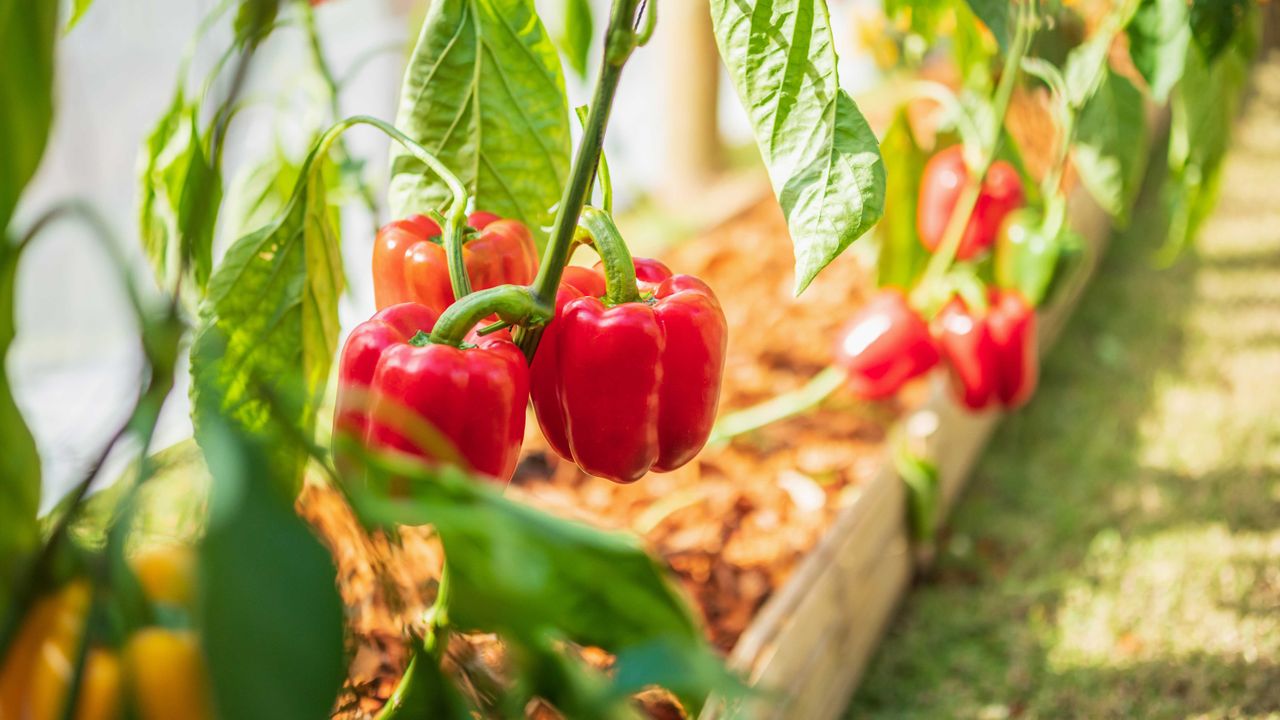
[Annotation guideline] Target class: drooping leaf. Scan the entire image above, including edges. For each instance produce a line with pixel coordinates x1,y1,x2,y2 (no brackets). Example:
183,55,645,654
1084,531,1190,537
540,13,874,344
1127,0,1191,102
388,0,572,250
1072,68,1148,221
351,461,737,715
0,0,58,235
137,96,222,291
0,239,41,623
190,154,343,491
710,0,886,294
195,366,346,720
876,110,929,290
1189,0,1250,63
554,0,593,78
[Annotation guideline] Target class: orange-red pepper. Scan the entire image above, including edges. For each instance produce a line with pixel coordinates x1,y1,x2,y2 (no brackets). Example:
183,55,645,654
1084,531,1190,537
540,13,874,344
372,211,538,314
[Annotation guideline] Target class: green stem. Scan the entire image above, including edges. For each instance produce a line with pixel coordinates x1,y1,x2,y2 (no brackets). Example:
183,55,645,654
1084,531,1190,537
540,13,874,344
707,367,845,445
516,0,647,360
300,116,469,247
577,207,640,305
574,106,614,214
429,285,550,348
300,0,381,235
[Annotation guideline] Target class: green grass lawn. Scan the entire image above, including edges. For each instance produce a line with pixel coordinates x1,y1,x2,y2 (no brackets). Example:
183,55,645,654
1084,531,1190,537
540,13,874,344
845,55,1280,720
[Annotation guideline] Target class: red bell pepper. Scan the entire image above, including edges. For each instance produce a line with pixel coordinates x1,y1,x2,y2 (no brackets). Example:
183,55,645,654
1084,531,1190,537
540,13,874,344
933,296,1000,410
530,209,728,484
918,145,1025,260
372,211,538,313
833,290,940,400
334,302,529,483
987,289,1039,408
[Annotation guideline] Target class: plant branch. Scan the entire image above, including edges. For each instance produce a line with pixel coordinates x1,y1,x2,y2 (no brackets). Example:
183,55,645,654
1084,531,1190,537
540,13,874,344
516,0,647,360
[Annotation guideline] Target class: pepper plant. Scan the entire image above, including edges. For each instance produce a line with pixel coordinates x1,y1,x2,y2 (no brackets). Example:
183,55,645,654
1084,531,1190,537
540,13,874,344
0,0,1265,717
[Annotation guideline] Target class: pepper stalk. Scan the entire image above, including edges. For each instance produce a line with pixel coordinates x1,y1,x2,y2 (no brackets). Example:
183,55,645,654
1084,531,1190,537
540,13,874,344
515,0,654,360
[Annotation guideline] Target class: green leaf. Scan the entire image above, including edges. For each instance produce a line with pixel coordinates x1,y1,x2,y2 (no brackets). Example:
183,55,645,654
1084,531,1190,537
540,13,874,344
352,462,735,715
376,648,476,720
1072,68,1148,220
0,0,58,235
137,97,223,291
554,0,593,78
0,0,56,621
876,110,929,290
963,0,1009,51
388,0,572,250
233,0,281,48
1162,21,1255,257
710,0,886,294
1189,0,1250,63
221,146,304,243
66,0,93,31
1063,29,1113,107
0,239,41,623
1127,0,1190,103
195,371,346,720
190,156,343,491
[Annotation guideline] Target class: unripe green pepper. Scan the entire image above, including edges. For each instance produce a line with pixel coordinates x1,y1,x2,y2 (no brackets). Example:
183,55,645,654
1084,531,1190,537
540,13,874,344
995,208,1060,307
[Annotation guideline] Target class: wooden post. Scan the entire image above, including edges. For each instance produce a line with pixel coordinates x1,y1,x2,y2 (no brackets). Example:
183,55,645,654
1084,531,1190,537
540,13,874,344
659,0,723,211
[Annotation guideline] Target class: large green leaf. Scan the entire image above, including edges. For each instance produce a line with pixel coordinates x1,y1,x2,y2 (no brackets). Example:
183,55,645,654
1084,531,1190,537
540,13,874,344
352,461,735,715
388,0,571,250
1127,0,1191,103
195,374,345,720
0,0,56,622
710,0,885,294
1073,68,1148,221
190,157,342,490
0,0,58,235
0,240,40,623
875,110,929,290
137,95,222,291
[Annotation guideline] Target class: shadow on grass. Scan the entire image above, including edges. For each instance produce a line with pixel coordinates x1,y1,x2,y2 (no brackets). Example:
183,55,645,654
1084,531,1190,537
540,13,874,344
846,71,1280,720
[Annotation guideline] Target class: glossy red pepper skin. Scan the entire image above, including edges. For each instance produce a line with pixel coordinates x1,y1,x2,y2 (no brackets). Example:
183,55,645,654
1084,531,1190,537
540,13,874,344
372,212,538,313
987,290,1039,408
530,261,728,484
933,297,1000,410
334,303,529,483
833,290,940,400
918,146,1025,260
